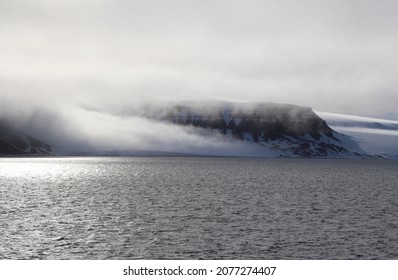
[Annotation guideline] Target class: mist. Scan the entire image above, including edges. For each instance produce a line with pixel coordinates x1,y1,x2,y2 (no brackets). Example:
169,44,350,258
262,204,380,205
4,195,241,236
1,0,398,153
317,111,398,155
3,100,279,156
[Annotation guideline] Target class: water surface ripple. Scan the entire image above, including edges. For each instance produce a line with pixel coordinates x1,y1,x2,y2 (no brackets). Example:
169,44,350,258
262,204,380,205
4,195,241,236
0,157,397,259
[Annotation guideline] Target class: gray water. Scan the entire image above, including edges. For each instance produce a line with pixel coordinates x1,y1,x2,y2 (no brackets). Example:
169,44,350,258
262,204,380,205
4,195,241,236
0,157,397,259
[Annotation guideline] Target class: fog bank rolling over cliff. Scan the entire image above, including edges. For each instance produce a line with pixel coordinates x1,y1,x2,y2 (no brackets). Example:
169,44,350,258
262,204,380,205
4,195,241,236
1,101,370,158
1,0,398,117
1,0,398,157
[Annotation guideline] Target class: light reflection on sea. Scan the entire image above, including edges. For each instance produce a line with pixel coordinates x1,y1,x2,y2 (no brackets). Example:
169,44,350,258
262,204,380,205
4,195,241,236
0,157,397,259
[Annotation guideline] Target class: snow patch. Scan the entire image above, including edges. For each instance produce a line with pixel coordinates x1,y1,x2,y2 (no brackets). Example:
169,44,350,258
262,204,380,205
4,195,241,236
318,111,398,156
234,118,242,126
223,108,232,126
243,133,254,141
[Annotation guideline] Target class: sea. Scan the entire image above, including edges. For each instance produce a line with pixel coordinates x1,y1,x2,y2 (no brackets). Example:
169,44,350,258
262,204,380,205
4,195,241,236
0,157,397,260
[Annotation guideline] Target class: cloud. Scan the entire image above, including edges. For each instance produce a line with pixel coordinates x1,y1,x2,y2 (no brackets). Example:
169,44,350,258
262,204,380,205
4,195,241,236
1,0,398,152
14,103,278,156
1,1,398,112
317,111,398,155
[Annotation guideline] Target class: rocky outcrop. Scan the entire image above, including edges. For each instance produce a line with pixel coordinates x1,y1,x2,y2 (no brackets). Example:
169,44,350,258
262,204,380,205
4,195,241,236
0,120,51,155
145,102,366,157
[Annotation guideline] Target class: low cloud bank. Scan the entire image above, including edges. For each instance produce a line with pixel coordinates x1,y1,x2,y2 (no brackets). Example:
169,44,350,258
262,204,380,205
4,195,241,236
5,101,277,157
318,111,398,155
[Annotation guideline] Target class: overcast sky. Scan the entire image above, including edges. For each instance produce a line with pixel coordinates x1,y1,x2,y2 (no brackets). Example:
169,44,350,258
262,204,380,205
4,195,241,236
1,0,398,117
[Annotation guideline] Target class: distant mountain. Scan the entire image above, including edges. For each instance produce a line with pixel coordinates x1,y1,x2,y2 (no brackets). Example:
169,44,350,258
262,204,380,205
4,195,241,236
1,102,376,158
317,112,398,157
0,120,52,155
317,112,398,131
143,102,367,157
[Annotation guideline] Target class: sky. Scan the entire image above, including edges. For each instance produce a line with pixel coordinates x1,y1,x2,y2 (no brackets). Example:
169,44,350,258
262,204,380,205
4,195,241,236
1,0,398,153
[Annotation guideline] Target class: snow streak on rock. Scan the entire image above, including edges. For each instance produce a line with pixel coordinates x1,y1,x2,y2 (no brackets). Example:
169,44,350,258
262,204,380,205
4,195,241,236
144,102,367,157
0,120,51,155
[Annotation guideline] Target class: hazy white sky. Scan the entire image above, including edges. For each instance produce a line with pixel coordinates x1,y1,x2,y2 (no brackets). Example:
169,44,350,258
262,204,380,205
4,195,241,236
1,0,398,116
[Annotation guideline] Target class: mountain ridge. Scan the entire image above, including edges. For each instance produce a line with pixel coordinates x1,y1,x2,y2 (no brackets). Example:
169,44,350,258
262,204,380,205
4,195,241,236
0,102,373,157
142,102,367,157
0,120,52,156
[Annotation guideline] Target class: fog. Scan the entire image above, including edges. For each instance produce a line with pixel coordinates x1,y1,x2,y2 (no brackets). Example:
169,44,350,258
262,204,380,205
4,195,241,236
1,0,398,153
317,112,398,155
5,102,280,156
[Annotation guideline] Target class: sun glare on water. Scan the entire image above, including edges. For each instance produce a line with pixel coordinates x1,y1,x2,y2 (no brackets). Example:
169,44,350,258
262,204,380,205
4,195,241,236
0,158,79,179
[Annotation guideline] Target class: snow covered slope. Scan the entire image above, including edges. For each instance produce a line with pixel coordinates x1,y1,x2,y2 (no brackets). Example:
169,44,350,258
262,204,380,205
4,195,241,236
144,102,367,157
317,112,398,157
0,120,52,155
3,103,389,158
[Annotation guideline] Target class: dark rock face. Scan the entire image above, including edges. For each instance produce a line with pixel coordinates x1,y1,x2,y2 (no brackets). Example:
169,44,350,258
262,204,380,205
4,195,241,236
147,102,365,157
169,103,334,139
0,120,51,155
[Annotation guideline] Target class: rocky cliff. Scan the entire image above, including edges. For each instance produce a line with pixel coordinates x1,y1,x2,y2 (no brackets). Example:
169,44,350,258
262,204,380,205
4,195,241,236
0,102,368,157
0,120,52,155
144,102,366,157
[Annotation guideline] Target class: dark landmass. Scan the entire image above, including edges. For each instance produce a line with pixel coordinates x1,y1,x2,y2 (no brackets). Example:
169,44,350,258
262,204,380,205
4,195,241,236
0,120,52,156
144,102,367,157
1,102,371,157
